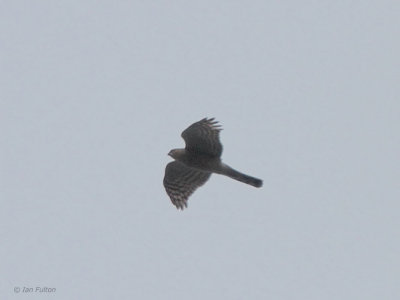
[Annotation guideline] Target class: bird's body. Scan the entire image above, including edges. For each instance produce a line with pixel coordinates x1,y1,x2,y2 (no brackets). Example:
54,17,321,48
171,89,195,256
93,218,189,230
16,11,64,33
168,149,222,173
163,118,262,209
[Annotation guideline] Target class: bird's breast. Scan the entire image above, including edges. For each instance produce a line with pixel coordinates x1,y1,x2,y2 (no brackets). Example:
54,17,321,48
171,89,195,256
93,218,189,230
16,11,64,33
178,152,221,173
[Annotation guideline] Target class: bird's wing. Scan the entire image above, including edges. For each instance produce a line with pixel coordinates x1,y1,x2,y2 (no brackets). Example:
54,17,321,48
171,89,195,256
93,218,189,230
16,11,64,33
181,118,223,157
163,161,211,210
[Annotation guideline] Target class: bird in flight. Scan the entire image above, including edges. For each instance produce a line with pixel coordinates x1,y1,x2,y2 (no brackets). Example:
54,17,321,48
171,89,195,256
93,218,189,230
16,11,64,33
163,118,262,209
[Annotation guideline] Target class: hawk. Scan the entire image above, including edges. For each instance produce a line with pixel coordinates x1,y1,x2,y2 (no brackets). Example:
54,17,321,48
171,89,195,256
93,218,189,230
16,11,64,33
163,118,262,209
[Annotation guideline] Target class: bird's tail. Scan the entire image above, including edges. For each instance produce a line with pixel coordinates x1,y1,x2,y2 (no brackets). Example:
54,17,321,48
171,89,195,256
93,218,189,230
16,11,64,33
219,163,263,188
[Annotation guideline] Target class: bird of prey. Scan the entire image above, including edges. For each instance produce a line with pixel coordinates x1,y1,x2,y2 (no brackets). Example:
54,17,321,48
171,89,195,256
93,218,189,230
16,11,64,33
163,118,262,209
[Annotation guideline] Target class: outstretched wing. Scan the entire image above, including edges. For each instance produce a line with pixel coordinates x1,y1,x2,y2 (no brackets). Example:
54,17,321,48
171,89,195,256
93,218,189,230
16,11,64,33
163,161,211,209
181,118,223,157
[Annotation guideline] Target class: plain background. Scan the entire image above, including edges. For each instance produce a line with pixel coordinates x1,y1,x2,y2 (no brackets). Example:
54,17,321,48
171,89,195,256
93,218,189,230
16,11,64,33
1,1,399,299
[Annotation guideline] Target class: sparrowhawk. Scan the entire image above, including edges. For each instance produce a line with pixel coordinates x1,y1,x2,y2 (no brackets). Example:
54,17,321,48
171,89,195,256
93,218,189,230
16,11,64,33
163,118,263,209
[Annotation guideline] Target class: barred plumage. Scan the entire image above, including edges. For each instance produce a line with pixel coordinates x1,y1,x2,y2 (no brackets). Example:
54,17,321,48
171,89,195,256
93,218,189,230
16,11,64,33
163,161,211,209
164,118,262,210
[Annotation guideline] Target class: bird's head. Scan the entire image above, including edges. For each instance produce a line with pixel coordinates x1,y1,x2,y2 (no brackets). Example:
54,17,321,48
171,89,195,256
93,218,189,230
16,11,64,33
168,149,186,160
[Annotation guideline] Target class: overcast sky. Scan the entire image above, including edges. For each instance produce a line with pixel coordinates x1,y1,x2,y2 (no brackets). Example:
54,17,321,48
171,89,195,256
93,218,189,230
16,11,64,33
1,1,399,299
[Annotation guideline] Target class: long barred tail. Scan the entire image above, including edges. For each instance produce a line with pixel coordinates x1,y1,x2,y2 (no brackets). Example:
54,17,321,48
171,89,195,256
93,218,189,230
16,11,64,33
220,163,263,188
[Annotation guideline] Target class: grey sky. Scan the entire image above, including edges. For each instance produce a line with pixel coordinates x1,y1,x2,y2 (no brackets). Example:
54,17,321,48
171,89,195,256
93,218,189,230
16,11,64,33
1,1,399,299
